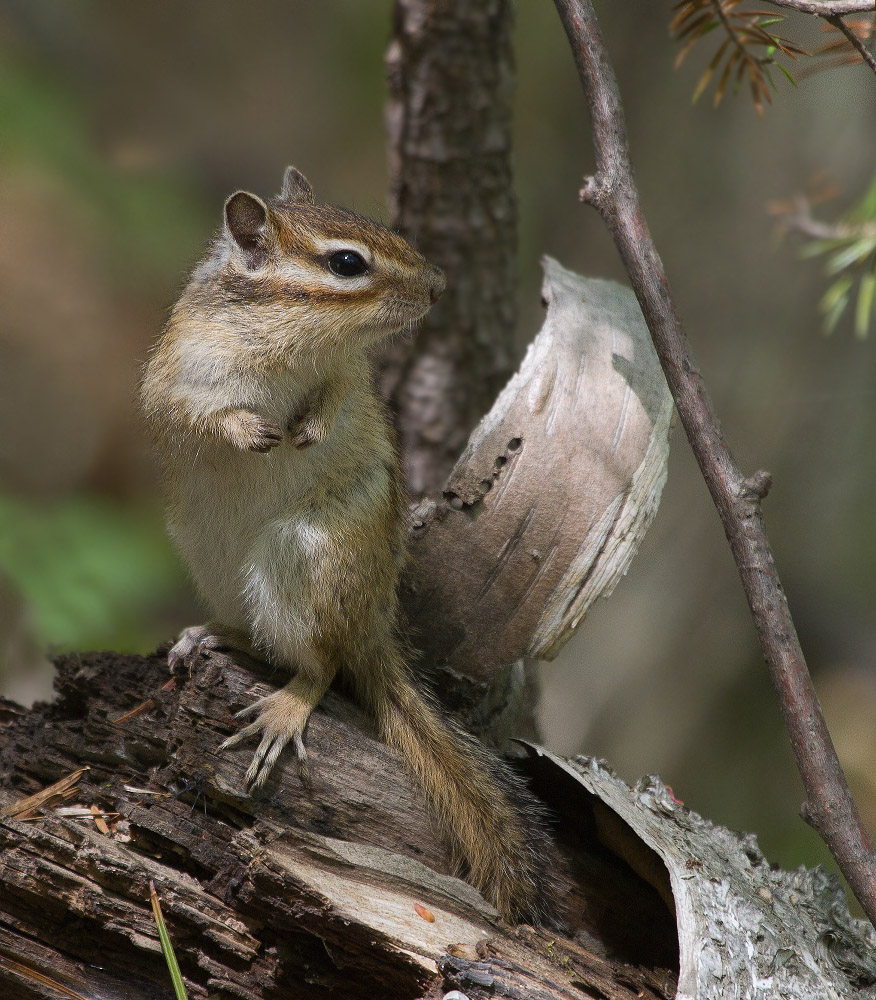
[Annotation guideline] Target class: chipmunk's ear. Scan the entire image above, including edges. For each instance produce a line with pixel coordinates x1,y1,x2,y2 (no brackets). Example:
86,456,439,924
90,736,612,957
279,166,315,204
224,191,270,269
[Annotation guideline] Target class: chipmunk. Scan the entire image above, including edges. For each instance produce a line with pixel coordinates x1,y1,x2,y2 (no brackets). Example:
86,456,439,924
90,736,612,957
140,167,560,923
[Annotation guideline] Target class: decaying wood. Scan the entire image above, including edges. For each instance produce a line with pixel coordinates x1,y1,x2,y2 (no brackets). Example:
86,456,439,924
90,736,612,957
2,651,873,999
402,258,673,730
0,650,679,1000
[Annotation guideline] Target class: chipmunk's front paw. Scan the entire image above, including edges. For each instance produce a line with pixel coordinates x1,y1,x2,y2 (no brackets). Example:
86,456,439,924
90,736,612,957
167,624,229,670
218,682,315,790
246,416,284,452
217,409,284,451
286,411,325,450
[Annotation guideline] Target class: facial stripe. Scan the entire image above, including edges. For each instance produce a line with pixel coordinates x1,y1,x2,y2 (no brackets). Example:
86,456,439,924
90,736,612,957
309,239,374,267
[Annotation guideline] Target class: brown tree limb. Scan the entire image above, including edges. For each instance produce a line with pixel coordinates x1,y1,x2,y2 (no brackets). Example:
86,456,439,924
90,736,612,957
552,0,876,929
825,13,876,74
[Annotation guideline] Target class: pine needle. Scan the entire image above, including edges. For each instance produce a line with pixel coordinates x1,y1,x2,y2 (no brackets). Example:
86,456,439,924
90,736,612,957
149,881,189,1000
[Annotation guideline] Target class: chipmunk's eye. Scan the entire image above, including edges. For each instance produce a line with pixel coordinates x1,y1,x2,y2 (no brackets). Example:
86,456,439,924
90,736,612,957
327,250,368,278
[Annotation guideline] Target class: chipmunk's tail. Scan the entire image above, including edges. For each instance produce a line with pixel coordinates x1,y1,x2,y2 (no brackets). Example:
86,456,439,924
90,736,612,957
348,644,565,925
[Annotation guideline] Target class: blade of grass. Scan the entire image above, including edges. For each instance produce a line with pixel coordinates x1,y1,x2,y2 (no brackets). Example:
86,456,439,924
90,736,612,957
149,881,189,1000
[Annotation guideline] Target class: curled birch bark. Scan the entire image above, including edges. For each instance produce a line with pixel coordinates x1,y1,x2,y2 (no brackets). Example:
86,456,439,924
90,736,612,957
402,257,673,697
526,746,876,1000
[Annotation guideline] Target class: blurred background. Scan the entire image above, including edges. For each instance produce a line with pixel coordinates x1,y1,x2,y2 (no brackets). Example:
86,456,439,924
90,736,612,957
1,1,874,906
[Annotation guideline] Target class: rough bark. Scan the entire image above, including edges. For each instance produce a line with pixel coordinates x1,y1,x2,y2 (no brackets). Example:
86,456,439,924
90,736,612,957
3,651,874,999
0,650,679,1000
383,0,518,497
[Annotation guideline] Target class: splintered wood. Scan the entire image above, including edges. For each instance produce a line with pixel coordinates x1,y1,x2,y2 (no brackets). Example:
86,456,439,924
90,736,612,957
0,768,89,820
403,258,673,683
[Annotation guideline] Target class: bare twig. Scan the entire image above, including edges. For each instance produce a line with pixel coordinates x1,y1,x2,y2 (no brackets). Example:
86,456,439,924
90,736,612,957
770,193,876,239
553,0,876,928
766,0,875,14
825,13,876,72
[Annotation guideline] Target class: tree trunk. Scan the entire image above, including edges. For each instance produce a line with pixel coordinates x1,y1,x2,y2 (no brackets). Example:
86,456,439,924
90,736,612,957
382,0,518,497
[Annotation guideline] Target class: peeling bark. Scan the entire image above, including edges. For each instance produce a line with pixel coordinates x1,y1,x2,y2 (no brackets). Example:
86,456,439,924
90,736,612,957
402,260,672,738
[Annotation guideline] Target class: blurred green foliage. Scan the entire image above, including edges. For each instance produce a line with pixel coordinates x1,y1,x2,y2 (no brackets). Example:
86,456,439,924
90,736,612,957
0,53,202,662
0,57,209,287
800,175,876,338
0,492,184,654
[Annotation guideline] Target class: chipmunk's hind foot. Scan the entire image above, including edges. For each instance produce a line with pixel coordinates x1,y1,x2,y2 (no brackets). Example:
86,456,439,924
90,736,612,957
218,671,332,790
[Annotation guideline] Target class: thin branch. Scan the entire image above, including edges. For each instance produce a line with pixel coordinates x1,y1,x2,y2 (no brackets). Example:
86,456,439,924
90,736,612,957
770,193,876,239
826,12,876,73
553,0,876,929
766,0,876,14
710,0,751,59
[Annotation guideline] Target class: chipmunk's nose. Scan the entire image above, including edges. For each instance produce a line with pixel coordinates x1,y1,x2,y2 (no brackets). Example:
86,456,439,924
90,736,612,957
428,266,446,304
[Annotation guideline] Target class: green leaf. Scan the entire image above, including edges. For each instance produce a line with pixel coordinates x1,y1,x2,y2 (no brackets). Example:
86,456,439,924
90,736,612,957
821,274,854,312
150,883,189,1000
820,276,853,335
826,236,876,275
798,238,846,259
778,64,798,86
855,271,876,338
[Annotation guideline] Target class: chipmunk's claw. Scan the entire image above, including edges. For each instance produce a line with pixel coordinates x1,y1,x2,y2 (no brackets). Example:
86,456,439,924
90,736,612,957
218,684,315,791
167,625,228,672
